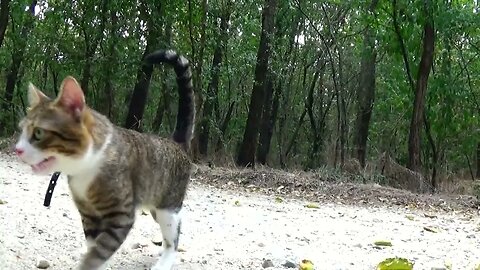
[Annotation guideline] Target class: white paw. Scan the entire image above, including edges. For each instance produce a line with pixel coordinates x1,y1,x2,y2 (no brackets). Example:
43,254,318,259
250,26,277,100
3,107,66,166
151,250,175,270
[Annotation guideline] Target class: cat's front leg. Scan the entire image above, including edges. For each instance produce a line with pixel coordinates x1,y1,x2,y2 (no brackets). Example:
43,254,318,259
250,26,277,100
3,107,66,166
78,211,134,270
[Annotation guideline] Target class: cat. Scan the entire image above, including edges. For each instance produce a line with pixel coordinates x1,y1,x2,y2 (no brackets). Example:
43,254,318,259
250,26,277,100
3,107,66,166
14,49,195,270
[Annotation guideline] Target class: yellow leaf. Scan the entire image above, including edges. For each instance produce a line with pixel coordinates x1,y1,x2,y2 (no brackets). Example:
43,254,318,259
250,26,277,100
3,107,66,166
275,197,284,203
234,200,241,206
299,259,314,270
444,260,452,270
405,215,414,221
374,240,392,247
305,203,320,209
377,257,413,270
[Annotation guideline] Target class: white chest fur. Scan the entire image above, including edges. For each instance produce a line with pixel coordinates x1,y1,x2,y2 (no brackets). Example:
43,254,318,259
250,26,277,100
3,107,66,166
68,171,98,200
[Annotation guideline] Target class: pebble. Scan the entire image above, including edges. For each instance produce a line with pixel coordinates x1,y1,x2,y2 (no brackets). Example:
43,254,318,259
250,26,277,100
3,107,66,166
131,243,142,249
151,237,163,246
262,259,274,268
282,260,297,268
36,258,50,269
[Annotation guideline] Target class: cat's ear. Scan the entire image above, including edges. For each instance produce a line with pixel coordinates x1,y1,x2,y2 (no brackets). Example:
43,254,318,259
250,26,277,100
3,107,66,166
55,76,85,118
28,83,50,107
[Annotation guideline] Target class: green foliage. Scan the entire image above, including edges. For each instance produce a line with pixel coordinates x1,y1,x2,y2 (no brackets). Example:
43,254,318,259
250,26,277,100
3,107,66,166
0,0,478,178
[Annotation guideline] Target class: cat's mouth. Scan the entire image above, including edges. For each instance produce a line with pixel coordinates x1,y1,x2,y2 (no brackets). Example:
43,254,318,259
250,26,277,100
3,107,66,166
31,156,56,173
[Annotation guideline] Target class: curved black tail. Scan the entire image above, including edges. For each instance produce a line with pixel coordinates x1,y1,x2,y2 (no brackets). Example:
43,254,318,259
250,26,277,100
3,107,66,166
144,50,195,151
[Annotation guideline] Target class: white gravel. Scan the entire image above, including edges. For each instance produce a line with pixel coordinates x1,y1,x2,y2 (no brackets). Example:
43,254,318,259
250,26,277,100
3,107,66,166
0,152,479,270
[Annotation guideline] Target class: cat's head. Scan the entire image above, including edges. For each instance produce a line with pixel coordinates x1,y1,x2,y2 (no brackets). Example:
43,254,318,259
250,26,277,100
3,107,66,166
15,76,94,175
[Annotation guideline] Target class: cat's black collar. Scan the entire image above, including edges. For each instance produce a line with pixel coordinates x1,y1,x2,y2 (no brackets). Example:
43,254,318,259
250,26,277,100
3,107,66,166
43,172,61,207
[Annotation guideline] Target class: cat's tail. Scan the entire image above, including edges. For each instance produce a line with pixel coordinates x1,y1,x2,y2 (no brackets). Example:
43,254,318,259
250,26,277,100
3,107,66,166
144,50,195,151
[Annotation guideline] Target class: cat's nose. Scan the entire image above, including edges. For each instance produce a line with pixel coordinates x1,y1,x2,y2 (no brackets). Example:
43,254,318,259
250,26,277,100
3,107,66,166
15,147,24,156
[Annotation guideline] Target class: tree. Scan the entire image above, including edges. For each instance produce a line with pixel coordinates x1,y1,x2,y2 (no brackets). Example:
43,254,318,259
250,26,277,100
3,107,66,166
0,0,37,135
124,1,162,131
198,3,231,156
0,0,10,48
236,0,277,167
352,0,379,167
407,0,435,172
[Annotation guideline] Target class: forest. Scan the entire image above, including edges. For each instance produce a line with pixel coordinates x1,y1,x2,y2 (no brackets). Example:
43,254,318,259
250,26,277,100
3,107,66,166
0,0,479,193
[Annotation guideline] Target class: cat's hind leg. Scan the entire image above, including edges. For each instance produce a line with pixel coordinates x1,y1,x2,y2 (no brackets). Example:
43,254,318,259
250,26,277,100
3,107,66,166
150,208,182,270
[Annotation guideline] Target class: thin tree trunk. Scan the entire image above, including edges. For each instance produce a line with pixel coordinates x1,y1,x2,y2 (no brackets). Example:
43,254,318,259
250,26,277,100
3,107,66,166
99,5,118,119
152,19,172,132
198,7,230,156
0,0,10,48
0,0,37,135
352,0,379,167
124,2,161,131
236,0,277,167
80,0,108,97
188,0,208,159
407,0,435,172
215,101,235,152
476,143,480,179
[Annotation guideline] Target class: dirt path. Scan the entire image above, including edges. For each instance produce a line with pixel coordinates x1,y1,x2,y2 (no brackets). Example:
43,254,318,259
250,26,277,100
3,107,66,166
0,152,479,270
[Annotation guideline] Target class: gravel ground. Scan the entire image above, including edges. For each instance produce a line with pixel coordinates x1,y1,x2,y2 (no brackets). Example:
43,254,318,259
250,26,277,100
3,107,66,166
1,152,479,270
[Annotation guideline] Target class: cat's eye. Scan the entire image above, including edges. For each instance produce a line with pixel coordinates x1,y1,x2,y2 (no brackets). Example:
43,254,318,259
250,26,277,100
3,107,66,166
32,127,45,141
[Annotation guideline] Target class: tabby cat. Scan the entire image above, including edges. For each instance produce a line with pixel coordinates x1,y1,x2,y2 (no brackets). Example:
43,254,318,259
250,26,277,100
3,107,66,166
14,50,195,270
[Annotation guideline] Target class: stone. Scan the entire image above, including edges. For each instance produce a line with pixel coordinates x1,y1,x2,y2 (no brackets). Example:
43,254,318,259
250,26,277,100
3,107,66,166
36,258,50,269
262,259,274,268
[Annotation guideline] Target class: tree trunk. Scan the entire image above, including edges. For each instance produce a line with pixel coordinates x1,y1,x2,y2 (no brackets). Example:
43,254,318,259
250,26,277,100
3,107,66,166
0,0,10,48
256,77,275,164
0,0,37,135
80,0,108,97
476,143,480,179
124,2,160,131
98,6,118,119
407,0,435,172
352,0,378,167
152,19,173,132
198,7,230,156
236,0,277,167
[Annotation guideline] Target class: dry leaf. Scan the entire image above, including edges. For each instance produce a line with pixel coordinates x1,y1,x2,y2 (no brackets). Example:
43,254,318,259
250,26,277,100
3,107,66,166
423,226,440,233
374,240,392,247
305,203,320,209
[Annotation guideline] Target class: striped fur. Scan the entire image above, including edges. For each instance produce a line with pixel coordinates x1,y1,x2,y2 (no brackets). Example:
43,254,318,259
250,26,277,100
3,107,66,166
145,49,195,151
15,49,195,270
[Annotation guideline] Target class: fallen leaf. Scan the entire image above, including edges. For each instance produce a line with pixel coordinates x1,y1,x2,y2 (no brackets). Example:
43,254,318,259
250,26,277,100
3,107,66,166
304,203,320,209
374,240,392,247
0,199,6,204
275,197,284,203
424,226,440,233
234,200,241,206
299,259,314,270
377,257,413,270
424,213,437,218
405,215,414,221
444,260,452,270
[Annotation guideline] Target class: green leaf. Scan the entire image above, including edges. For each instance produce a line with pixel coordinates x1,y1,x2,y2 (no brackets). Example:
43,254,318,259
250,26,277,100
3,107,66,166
377,257,413,270
374,240,392,247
